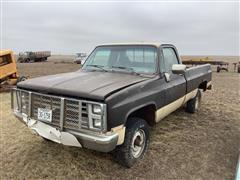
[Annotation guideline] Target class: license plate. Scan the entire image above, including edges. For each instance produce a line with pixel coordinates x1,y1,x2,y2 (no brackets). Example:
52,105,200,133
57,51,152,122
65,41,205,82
38,108,52,122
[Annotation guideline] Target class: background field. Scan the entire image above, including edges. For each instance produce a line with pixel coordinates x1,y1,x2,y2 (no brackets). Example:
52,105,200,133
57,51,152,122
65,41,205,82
1,56,240,179
15,55,240,78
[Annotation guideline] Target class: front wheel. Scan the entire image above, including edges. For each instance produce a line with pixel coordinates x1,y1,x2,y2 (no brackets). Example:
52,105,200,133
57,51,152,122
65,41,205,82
114,118,149,168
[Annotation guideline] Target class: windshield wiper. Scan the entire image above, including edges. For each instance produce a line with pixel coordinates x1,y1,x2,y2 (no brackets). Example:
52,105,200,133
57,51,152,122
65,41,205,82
86,64,108,72
111,66,140,75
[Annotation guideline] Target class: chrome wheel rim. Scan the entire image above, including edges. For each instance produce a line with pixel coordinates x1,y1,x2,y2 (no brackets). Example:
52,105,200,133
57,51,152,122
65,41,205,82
131,129,146,158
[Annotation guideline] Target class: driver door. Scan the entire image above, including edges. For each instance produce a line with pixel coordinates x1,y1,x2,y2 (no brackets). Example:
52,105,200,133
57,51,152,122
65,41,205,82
157,46,186,120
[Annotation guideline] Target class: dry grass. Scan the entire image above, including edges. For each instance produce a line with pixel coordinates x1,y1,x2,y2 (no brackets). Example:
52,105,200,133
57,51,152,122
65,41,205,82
1,56,240,179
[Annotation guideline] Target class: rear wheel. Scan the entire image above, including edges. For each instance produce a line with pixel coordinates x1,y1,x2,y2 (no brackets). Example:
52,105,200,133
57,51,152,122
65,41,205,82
186,90,201,113
114,118,149,168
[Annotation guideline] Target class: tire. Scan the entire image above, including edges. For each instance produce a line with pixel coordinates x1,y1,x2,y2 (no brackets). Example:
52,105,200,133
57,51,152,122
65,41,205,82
114,118,150,168
186,90,201,113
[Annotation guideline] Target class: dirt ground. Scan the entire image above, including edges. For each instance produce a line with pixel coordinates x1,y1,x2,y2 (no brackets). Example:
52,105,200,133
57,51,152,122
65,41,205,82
1,56,240,179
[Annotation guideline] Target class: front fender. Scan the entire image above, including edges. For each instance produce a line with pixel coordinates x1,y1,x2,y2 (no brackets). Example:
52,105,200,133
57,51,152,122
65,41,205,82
105,76,164,130
124,101,157,124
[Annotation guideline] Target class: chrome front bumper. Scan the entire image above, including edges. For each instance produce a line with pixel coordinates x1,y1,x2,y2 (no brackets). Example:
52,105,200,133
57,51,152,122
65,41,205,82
14,112,118,152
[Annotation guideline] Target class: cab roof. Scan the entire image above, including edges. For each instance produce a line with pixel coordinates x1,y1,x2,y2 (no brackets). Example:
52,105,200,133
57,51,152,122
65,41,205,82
98,42,163,48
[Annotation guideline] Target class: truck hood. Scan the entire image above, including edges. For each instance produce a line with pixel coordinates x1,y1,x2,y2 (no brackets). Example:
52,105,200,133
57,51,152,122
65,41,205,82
17,70,149,100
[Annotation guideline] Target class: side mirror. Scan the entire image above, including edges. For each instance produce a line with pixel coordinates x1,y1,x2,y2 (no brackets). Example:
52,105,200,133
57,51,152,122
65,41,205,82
172,64,186,75
164,73,170,82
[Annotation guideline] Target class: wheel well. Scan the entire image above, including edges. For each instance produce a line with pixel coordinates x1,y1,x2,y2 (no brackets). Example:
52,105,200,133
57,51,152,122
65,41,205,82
199,81,207,91
127,104,156,126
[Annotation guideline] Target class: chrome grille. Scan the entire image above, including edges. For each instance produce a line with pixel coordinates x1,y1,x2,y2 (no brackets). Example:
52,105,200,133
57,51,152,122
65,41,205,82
32,94,61,127
64,99,80,129
63,100,90,130
30,93,90,130
12,89,107,132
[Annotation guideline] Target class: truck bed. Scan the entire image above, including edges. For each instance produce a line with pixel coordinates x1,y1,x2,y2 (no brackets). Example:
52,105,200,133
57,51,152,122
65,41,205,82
32,51,51,58
185,64,212,93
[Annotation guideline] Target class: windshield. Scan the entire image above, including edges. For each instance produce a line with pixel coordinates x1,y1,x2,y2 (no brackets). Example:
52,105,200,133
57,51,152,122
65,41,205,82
82,45,157,74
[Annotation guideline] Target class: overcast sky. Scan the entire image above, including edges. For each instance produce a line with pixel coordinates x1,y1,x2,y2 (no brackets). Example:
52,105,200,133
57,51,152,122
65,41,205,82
1,1,239,55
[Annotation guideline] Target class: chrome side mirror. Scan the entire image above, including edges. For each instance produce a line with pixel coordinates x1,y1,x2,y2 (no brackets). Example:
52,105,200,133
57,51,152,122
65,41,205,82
172,64,186,75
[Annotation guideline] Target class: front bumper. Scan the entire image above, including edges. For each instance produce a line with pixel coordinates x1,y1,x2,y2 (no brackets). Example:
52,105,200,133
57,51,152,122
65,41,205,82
14,112,118,152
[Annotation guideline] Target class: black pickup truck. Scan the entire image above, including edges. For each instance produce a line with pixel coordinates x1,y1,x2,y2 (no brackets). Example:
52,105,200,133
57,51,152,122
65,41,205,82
12,43,212,167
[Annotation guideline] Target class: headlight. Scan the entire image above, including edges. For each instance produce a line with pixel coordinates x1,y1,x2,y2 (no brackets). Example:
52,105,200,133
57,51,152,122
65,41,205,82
21,91,29,115
21,94,27,108
11,89,30,115
11,89,20,111
93,118,102,128
88,103,106,131
92,104,102,114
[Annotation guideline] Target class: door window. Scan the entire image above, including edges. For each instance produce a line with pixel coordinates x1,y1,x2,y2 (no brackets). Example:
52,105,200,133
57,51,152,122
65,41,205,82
0,54,11,66
162,48,179,73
